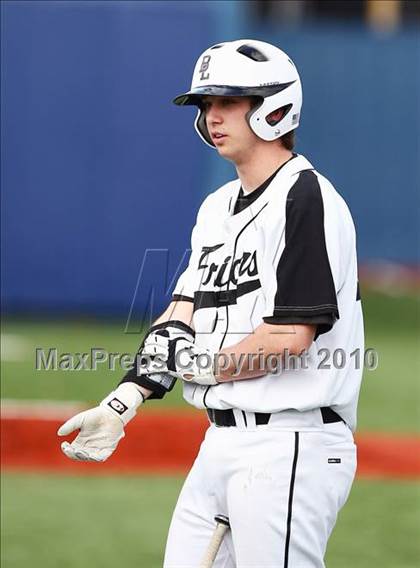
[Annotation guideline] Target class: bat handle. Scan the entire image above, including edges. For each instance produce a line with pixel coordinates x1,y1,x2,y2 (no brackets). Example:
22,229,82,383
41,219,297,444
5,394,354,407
199,515,230,568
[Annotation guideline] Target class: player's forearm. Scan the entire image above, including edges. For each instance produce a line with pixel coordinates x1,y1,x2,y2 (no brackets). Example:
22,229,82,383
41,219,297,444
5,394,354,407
120,301,195,399
215,322,316,382
136,384,153,400
153,300,194,329
140,300,194,396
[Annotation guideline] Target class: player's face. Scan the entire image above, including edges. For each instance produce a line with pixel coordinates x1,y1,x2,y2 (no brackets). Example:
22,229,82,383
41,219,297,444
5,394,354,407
202,96,259,163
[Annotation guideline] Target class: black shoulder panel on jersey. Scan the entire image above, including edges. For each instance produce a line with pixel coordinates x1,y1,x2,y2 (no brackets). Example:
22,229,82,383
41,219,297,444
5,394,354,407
266,170,339,336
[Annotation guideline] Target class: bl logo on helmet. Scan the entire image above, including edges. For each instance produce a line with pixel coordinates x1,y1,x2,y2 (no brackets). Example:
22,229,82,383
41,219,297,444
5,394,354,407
199,55,211,80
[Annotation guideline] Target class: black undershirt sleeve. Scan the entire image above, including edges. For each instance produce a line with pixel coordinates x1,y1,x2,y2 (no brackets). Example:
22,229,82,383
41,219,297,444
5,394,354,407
263,170,339,337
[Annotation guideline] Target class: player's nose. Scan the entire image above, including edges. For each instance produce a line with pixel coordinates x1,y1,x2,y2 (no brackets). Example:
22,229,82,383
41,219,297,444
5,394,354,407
206,103,223,125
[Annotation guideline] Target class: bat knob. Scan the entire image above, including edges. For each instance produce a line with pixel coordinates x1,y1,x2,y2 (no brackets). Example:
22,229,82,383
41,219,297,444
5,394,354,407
214,514,230,527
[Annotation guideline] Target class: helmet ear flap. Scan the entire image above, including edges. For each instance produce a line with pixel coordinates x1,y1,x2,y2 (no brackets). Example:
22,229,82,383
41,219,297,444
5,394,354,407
245,97,263,131
265,104,292,126
194,108,215,147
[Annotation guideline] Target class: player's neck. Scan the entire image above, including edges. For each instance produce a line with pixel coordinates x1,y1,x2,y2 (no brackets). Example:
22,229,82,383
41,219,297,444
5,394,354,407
235,144,293,193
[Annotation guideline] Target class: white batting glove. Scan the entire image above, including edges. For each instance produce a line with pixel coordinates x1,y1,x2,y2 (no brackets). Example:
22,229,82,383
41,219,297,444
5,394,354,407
141,333,218,386
57,383,144,462
137,322,195,375
176,340,218,385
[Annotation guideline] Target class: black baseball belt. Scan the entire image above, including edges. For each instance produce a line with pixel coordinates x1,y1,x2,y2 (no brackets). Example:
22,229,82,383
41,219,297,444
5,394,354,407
206,407,343,427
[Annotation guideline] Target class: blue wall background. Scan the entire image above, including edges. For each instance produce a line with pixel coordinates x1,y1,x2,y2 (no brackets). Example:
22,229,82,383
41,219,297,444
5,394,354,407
2,1,419,315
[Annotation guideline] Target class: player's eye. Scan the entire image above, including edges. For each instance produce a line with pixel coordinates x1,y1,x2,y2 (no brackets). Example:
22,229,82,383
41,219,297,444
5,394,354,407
221,98,235,106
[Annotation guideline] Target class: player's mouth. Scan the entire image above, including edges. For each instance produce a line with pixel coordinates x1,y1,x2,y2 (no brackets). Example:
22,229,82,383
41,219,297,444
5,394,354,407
211,132,227,144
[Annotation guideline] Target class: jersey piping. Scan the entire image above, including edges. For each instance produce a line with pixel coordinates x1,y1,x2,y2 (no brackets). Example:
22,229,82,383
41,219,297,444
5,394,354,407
233,153,297,215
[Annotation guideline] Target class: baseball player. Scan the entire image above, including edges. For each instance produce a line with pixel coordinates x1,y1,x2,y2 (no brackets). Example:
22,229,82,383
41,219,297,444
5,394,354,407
58,40,364,567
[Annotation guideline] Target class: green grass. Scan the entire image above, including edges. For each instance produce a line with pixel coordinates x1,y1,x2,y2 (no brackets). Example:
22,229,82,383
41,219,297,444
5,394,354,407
1,291,419,431
0,318,185,407
357,289,420,432
2,473,419,568
1,473,183,568
325,478,420,568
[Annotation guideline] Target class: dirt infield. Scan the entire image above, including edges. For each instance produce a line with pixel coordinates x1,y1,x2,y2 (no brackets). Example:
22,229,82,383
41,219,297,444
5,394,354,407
2,406,419,479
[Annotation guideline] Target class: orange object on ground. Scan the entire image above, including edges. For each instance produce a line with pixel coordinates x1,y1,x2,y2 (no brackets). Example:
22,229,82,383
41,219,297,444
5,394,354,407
355,432,420,479
1,405,419,479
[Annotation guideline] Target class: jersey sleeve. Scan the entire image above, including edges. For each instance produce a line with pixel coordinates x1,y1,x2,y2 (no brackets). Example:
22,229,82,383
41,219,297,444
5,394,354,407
263,170,339,336
171,225,199,303
172,197,208,303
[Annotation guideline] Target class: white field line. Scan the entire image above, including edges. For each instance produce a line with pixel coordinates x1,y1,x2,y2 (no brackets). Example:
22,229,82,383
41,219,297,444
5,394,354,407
1,399,86,419
1,334,31,362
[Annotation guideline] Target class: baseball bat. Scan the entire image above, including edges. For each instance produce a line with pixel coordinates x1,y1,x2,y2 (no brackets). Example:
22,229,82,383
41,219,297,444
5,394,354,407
199,514,230,568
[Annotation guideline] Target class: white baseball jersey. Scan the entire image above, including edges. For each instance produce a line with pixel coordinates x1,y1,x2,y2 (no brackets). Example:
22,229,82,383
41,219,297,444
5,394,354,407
173,154,364,431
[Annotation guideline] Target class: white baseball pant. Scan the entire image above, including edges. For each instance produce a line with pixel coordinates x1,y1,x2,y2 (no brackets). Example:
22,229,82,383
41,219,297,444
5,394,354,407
163,417,356,568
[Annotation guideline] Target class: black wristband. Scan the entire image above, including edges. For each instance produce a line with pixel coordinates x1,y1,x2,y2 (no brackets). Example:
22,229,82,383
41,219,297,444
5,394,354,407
118,320,193,400
119,370,176,400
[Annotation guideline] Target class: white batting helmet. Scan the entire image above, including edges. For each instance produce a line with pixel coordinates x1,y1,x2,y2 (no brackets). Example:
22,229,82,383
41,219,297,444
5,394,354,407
173,39,302,147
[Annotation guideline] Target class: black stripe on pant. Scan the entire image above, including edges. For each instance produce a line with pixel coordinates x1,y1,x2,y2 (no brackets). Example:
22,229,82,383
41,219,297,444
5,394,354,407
284,432,299,568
